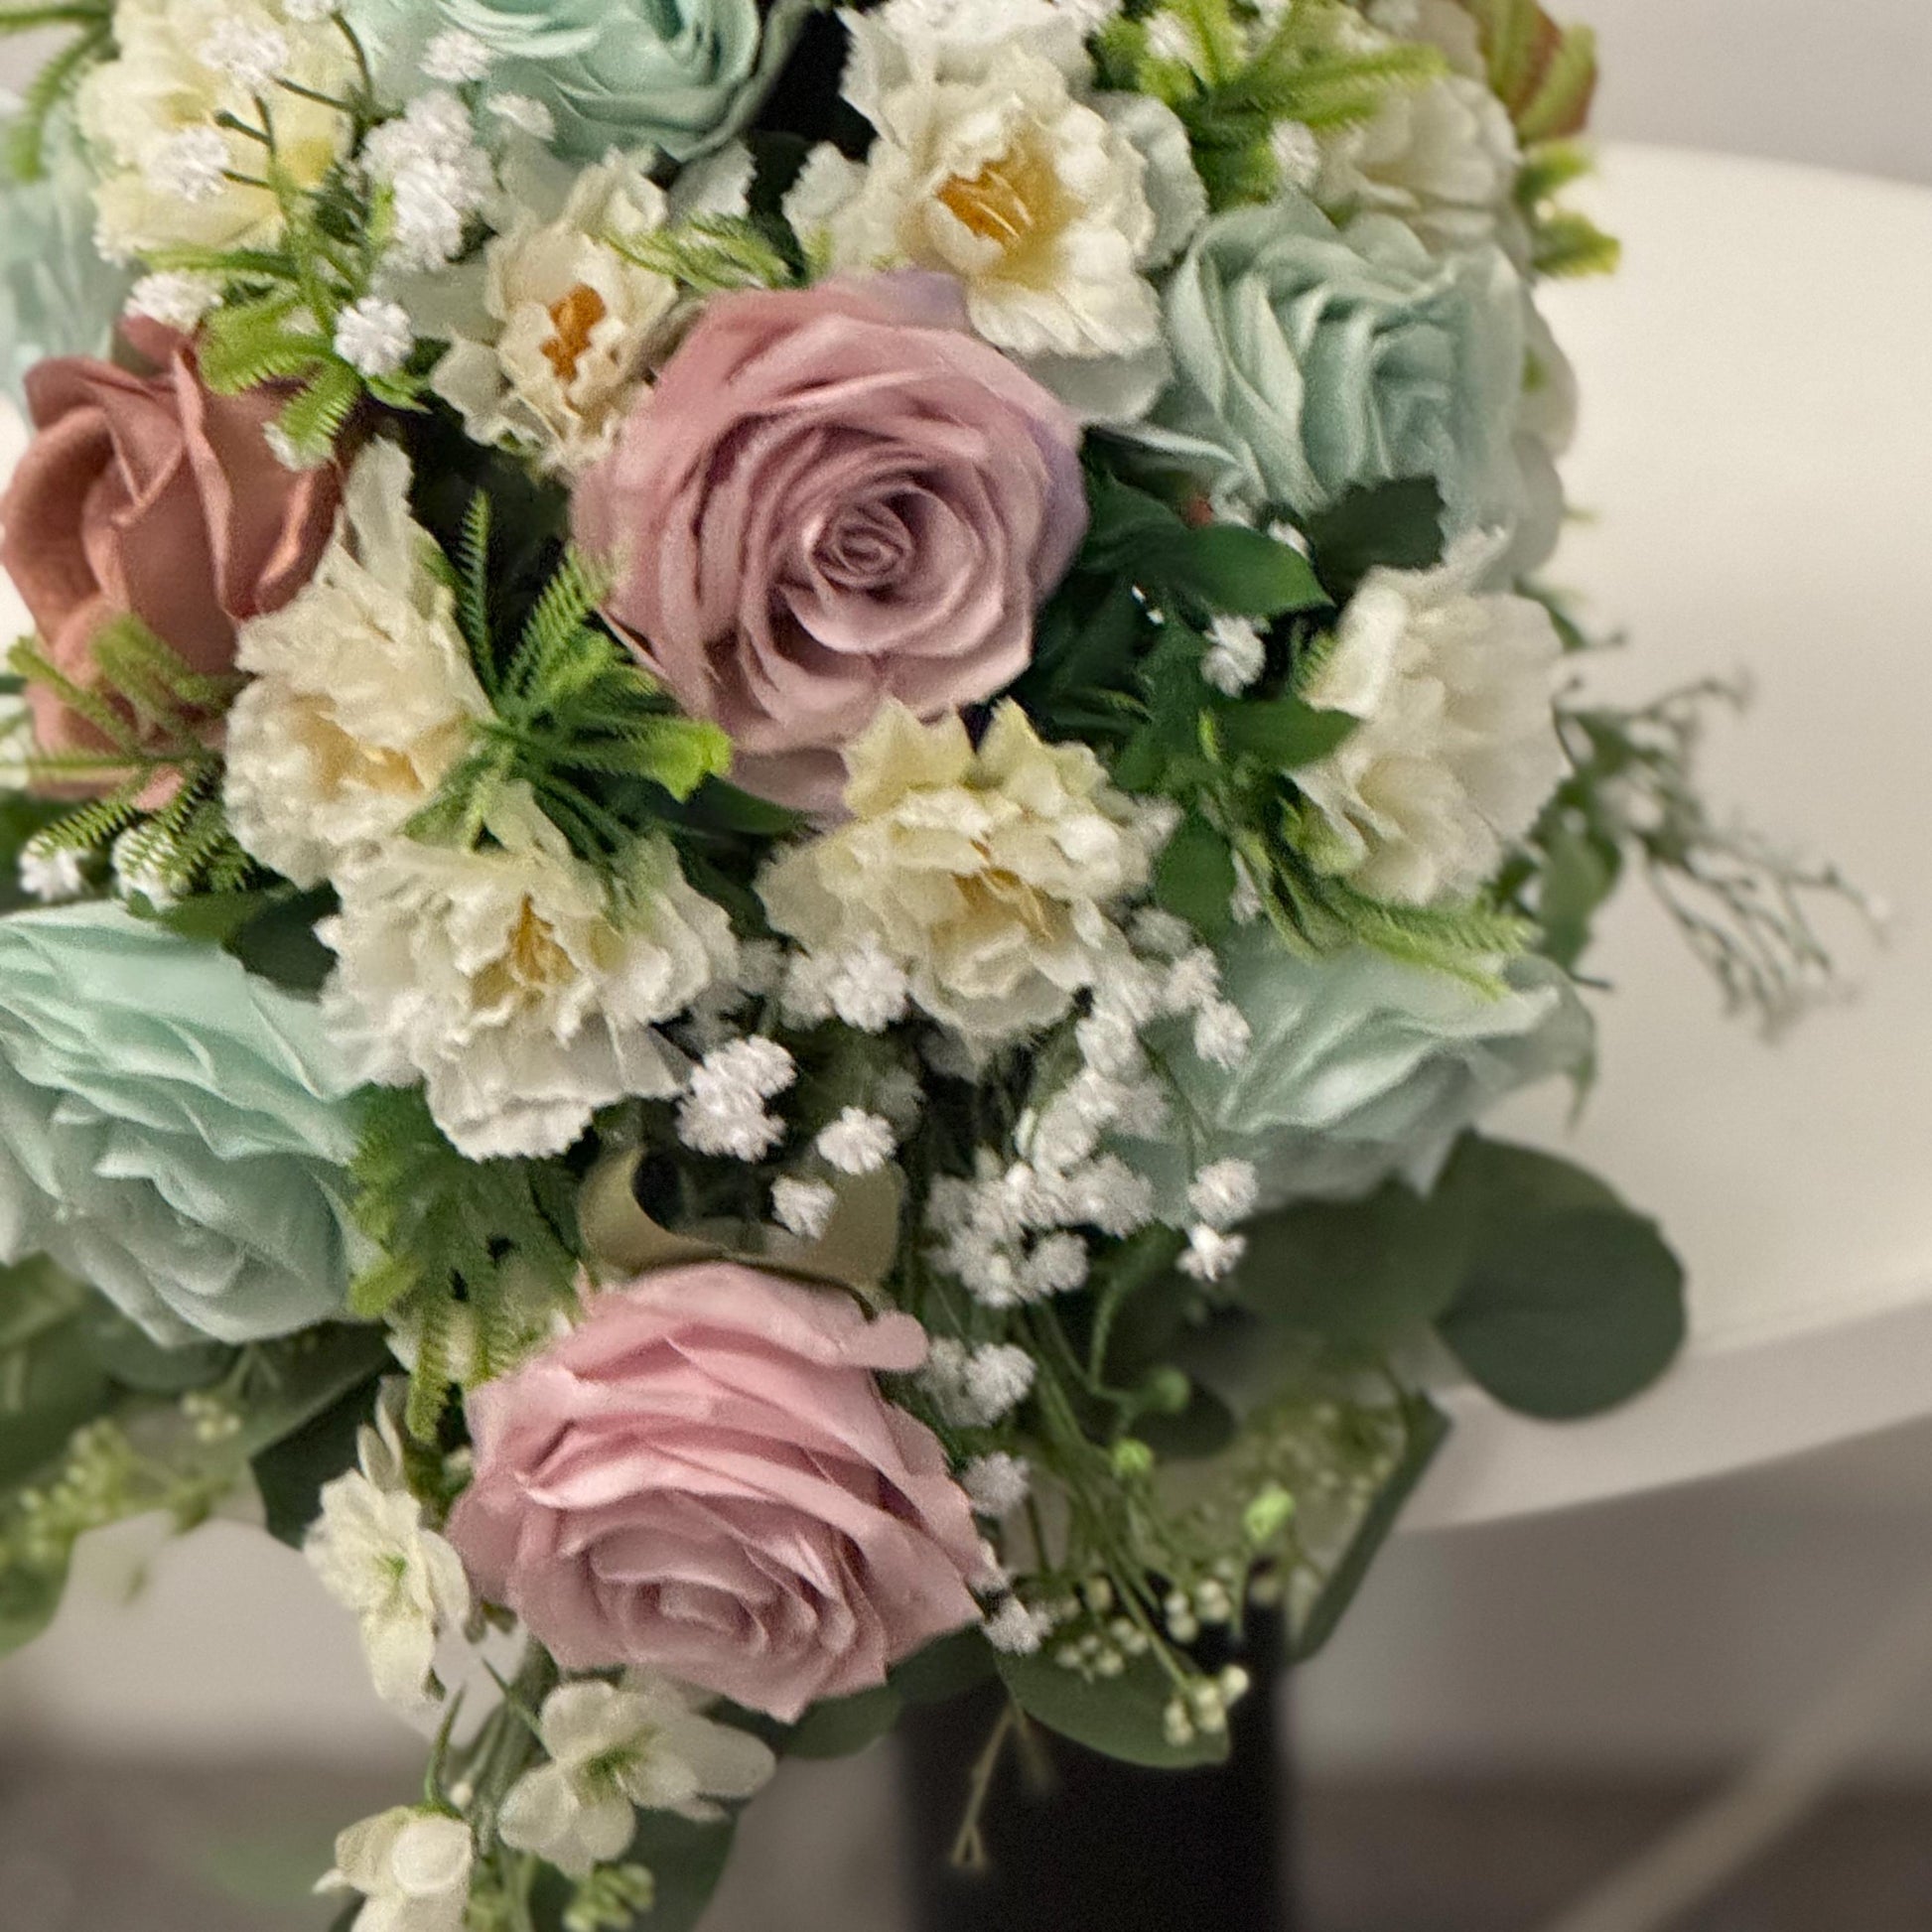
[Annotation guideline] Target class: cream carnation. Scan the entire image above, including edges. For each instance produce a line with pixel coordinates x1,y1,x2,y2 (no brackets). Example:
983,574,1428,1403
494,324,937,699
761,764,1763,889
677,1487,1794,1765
789,18,1203,422
78,0,355,260
1295,533,1566,906
1315,62,1523,256
225,442,489,889
429,151,683,478
319,795,737,1159
759,702,1157,1040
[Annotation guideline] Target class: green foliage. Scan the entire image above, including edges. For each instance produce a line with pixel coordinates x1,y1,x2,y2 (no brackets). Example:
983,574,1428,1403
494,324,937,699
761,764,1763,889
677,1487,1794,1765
1234,1135,1688,1420
347,1088,582,1439
1098,0,1445,208
411,507,733,871
251,1371,381,1546
162,886,340,993
611,212,798,294
0,2,112,182
1531,206,1621,279
997,1647,1231,1770
1515,675,1879,1031
8,620,259,900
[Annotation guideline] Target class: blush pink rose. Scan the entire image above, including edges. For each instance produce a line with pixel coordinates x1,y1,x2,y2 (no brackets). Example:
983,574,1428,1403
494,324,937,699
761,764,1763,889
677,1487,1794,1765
448,1263,986,1722
0,319,338,787
574,272,1088,813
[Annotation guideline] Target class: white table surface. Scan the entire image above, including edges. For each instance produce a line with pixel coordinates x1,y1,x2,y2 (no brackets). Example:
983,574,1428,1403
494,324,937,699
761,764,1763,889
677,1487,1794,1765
1408,145,1932,1529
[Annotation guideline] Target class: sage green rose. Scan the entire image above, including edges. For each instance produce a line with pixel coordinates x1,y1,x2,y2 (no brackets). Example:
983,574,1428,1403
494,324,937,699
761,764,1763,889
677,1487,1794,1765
349,0,812,161
1139,194,1529,535
0,122,132,406
1120,930,1590,1215
0,904,365,1346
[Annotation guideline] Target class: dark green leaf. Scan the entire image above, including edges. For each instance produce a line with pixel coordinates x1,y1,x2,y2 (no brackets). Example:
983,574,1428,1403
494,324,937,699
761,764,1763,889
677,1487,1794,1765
0,1299,109,1488
1217,695,1357,772
1438,1206,1687,1419
253,1373,382,1548
1167,525,1327,618
780,1683,902,1759
1303,479,1446,605
82,1307,233,1396
893,1628,998,1709
625,1811,739,1932
1154,812,1237,938
997,1649,1229,1770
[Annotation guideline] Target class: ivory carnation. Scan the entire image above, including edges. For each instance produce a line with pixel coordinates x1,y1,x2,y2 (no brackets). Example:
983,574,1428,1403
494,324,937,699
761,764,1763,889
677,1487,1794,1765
1295,532,1566,905
319,795,736,1160
447,1264,985,1722
789,12,1204,420
759,702,1158,1041
574,273,1086,812
429,151,682,477
225,441,489,888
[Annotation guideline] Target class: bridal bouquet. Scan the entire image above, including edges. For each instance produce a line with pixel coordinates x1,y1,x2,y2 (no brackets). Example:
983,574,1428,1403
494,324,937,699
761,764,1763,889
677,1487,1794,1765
0,0,1859,1924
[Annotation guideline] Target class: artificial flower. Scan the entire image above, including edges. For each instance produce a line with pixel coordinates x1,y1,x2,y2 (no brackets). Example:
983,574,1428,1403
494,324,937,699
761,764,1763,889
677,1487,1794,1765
318,791,736,1160
499,1677,776,1876
1143,194,1527,534
574,273,1087,812
0,397,29,651
0,319,339,788
306,1437,471,1715
224,441,489,889
347,0,813,161
78,0,357,261
759,702,1158,1041
0,903,363,1345
789,9,1204,422
447,1263,985,1722
1118,926,1592,1215
1314,50,1523,256
427,149,683,476
320,1809,474,1932
1295,531,1566,905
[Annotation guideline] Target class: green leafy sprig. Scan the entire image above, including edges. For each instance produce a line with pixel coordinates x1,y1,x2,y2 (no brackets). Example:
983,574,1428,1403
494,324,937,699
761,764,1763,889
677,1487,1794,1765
407,500,733,870
0,0,112,181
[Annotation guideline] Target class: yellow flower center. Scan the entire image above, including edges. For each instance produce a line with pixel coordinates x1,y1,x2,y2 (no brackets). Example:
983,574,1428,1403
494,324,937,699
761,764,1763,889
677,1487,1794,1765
936,136,1067,272
473,899,575,1010
543,283,610,385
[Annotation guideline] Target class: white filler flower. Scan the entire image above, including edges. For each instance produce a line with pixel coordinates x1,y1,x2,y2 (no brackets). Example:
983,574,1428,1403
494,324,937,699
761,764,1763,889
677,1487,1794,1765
305,1403,470,1714
319,1809,474,1932
225,440,491,890
320,794,737,1161
500,1678,777,1878
78,0,355,259
1296,532,1566,906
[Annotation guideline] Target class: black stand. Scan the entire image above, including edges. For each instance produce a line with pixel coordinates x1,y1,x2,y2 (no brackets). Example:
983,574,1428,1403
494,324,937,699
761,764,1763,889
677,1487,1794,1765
899,1620,1293,1932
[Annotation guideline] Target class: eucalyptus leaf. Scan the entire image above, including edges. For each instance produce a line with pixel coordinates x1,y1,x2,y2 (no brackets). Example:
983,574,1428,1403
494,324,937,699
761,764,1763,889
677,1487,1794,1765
623,1811,739,1932
253,1373,382,1549
998,1649,1229,1771
1438,1207,1687,1419
781,1683,902,1760
893,1628,998,1709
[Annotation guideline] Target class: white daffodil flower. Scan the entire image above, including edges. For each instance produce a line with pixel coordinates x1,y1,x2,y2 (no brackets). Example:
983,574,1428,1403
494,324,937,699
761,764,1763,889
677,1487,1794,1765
499,1677,777,1878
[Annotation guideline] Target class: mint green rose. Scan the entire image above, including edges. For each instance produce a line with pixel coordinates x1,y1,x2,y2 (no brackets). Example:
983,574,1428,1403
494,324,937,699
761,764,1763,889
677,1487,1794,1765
1141,195,1528,534
0,123,132,406
1122,931,1590,1214
0,905,365,1346
349,0,811,161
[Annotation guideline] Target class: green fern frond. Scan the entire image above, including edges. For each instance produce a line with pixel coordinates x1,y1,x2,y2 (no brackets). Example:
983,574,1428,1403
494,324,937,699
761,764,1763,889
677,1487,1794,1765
4,13,110,182
1532,207,1620,278
612,213,796,295
275,360,363,462
455,494,494,670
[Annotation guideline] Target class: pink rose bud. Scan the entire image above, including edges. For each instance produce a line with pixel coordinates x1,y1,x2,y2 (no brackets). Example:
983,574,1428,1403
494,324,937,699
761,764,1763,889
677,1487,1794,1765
574,272,1089,814
448,1263,986,1723
0,319,339,789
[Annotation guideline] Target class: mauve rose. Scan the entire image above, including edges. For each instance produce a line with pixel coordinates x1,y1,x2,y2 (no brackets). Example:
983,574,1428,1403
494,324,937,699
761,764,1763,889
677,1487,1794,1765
574,272,1088,812
0,319,338,781
448,1263,985,1722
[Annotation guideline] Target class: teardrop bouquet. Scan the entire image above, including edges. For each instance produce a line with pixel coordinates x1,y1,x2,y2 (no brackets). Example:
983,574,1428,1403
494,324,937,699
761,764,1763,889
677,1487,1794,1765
0,0,1863,1925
